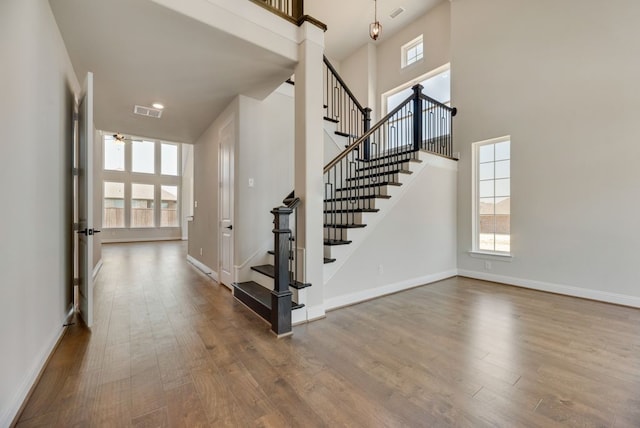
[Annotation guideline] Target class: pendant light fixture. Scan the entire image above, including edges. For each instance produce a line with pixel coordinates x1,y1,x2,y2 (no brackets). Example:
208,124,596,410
369,0,382,40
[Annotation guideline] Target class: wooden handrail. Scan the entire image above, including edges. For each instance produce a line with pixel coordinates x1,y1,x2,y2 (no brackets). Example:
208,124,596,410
323,56,366,114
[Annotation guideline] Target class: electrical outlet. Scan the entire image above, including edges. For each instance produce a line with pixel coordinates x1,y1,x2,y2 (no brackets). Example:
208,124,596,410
194,200,198,208
248,178,254,188
378,264,384,275
200,248,203,256
485,261,492,270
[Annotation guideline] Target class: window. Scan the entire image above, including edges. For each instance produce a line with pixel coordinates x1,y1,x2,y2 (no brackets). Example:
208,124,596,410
161,143,178,176
132,140,155,174
103,182,125,228
104,135,125,171
474,137,511,253
161,185,179,227
402,35,423,68
384,67,450,113
102,133,182,231
131,183,155,228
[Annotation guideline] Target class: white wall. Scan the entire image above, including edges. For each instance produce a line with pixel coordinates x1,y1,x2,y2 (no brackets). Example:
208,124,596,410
324,155,458,309
235,86,295,279
452,0,640,306
0,0,79,424
181,144,194,240
339,43,378,118
188,85,295,283
188,98,239,273
376,1,451,101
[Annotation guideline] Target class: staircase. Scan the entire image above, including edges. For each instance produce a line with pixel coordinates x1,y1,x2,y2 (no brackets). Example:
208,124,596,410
233,55,457,337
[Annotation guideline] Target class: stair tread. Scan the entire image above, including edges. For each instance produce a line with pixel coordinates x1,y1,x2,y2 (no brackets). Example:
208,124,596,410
233,281,304,312
324,224,366,229
324,239,352,246
324,195,391,202
336,181,402,191
345,169,412,181
324,116,339,123
251,265,311,289
335,131,359,139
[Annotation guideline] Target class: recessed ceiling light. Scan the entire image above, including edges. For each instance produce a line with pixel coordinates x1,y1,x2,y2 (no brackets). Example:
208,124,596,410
152,103,164,109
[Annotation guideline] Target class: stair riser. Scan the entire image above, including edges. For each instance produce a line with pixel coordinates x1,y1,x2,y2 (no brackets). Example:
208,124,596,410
323,212,366,225
250,269,300,301
357,162,412,174
324,228,362,241
345,173,404,187
335,186,391,198
323,199,379,211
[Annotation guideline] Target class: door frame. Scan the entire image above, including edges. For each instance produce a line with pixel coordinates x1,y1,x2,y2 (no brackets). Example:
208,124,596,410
218,117,235,289
75,72,95,327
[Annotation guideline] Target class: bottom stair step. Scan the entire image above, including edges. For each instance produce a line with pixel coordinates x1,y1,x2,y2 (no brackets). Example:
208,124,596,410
233,281,304,322
251,264,311,289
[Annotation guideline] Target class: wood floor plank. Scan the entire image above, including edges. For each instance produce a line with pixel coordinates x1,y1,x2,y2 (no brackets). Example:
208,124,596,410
15,242,640,427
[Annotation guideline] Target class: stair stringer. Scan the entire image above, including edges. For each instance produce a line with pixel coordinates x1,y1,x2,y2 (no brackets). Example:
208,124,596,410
323,152,458,290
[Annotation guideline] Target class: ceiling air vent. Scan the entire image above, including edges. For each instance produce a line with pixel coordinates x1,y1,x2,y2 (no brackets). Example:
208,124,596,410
390,7,405,18
133,105,163,119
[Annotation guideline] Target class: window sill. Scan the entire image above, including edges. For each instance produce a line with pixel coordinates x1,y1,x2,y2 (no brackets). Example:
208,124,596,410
468,251,513,262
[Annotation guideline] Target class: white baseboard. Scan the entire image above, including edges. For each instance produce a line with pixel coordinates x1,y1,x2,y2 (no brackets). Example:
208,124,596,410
4,316,70,428
92,259,103,280
101,237,181,244
458,269,640,309
325,270,458,311
305,305,327,322
187,255,219,283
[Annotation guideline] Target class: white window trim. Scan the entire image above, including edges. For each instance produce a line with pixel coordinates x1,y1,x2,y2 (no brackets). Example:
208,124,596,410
380,63,450,117
401,35,424,68
101,131,182,230
472,135,512,256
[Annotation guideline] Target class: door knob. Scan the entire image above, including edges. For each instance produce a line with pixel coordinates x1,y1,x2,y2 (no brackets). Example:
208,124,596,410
226,225,233,230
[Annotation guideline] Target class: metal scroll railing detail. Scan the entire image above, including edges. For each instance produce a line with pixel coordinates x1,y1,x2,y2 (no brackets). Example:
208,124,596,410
323,84,457,244
323,56,371,146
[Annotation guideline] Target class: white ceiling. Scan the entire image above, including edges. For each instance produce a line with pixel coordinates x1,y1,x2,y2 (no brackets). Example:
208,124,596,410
49,0,295,143
307,0,445,61
49,0,442,144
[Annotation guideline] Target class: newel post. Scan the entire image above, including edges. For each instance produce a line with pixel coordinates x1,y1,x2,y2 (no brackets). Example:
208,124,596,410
363,107,372,160
271,206,293,337
412,84,423,152
292,0,304,20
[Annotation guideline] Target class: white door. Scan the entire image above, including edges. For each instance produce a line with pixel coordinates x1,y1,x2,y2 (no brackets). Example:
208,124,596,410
219,120,234,288
77,72,95,327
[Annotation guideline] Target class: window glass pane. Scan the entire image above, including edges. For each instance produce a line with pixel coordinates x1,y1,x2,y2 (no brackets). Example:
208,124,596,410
479,180,494,197
479,163,494,180
161,144,178,176
479,198,495,215
104,136,125,171
475,138,511,254
495,178,510,197
103,182,124,228
479,234,495,251
131,183,155,227
132,141,155,174
479,144,494,163
161,185,179,227
495,160,510,179
495,141,510,161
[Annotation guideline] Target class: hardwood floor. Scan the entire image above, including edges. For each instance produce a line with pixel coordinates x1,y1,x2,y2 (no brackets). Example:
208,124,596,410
16,241,640,427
